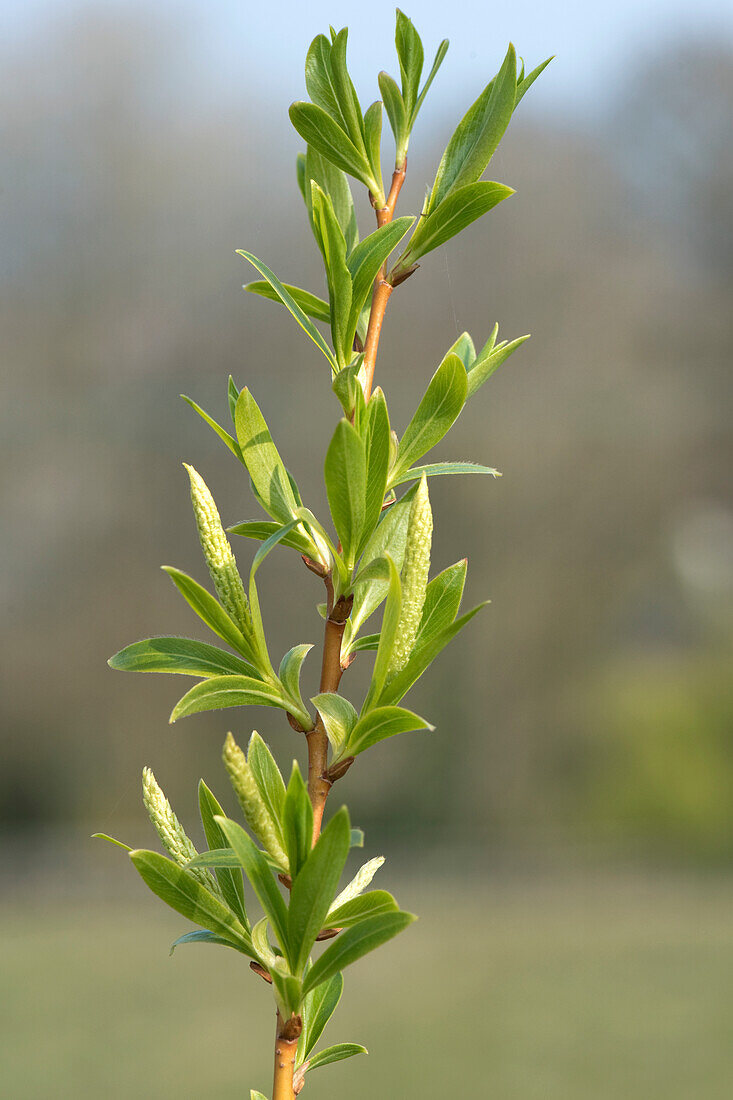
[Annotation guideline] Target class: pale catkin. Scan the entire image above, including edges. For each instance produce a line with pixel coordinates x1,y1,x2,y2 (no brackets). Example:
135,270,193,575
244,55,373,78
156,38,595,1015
387,473,432,678
184,464,252,636
222,733,288,871
141,767,219,894
328,856,385,914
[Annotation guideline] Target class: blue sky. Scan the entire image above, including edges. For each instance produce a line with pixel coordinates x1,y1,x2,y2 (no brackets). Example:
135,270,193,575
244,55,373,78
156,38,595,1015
7,0,733,120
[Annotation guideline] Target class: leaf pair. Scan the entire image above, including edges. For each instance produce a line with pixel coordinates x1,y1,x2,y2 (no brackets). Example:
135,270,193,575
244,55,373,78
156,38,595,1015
379,11,449,165
290,29,384,201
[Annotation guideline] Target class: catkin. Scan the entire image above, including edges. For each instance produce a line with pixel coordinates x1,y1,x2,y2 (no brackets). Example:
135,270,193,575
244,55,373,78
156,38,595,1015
329,856,385,914
184,464,251,636
142,767,219,893
222,733,288,871
387,473,432,678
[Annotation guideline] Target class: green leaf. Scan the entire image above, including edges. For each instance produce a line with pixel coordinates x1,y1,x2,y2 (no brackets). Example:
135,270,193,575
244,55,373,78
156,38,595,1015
395,9,424,118
465,333,531,398
289,103,375,192
360,389,391,554
234,388,300,525
246,520,305,694
310,183,353,366
278,644,314,718
346,218,414,350
344,488,416,649
297,972,343,1064
161,567,254,661
244,280,331,324
305,33,344,124
325,889,399,928
169,675,288,724
350,828,365,848
328,29,367,156
237,251,337,370
429,43,516,212
412,38,450,123
108,637,259,679
331,361,364,420
304,146,358,256
181,395,243,462
349,632,380,653
129,849,253,955
416,560,467,651
270,969,303,1019
247,731,286,828
307,1043,368,1072
169,929,241,955
302,911,415,995
390,354,468,482
288,808,351,975
251,1090,269,1100
390,461,501,486
405,180,514,263
227,376,239,424
378,71,407,151
186,848,241,870
311,693,358,754
324,419,366,570
515,56,553,106
362,555,401,711
198,781,247,926
282,762,314,881
228,520,314,557
380,602,489,706
91,832,131,852
216,817,291,965
363,100,384,196
347,706,432,756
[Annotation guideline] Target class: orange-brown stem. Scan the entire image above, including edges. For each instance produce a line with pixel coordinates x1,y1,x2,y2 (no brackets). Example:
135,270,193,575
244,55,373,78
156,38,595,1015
272,1012,300,1100
362,165,406,401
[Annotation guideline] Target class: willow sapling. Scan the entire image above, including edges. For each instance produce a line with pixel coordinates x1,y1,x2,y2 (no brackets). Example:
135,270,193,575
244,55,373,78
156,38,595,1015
100,13,550,1098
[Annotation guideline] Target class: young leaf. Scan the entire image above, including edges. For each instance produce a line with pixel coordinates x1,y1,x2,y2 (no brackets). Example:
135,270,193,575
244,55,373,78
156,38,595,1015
278,644,314,719
289,103,375,192
325,889,399,928
360,389,391,553
395,9,424,117
311,693,358,754
346,706,433,756
403,180,514,263
324,419,366,569
465,333,531,398
390,461,501,487
169,675,289,724
109,637,259,680
234,388,300,525
270,969,304,1020
247,731,287,829
297,972,344,1064
237,251,338,371
161,567,254,661
378,71,407,152
328,29,367,156
363,100,384,196
310,183,353,365
515,56,553,106
186,848,241,870
181,396,243,463
446,331,476,368
247,520,305,692
362,555,401,711
282,762,314,881
244,280,331,324
346,218,414,349
416,560,467,651
328,855,384,911
169,929,242,955
288,807,351,975
304,145,359,255
306,1044,368,1072
91,832,131,852
390,354,468,482
301,910,415,996
228,520,314,557
412,37,450,122
198,780,247,926
379,602,489,706
215,816,291,965
305,33,344,124
227,375,239,424
428,43,517,213
129,849,253,955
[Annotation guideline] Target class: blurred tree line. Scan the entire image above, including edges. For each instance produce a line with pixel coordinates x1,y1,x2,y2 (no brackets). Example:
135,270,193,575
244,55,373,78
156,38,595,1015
2,7,732,861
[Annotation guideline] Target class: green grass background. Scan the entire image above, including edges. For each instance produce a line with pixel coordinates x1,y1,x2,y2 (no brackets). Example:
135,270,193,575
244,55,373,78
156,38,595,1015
4,873,733,1098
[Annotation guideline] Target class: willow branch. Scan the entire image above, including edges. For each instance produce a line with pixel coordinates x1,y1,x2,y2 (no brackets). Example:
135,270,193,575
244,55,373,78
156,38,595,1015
362,164,407,402
272,1011,300,1100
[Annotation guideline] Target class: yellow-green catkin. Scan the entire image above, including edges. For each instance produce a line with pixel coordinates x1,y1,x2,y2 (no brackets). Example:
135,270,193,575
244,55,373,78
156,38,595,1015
184,464,251,636
387,473,432,678
142,767,219,894
222,733,288,871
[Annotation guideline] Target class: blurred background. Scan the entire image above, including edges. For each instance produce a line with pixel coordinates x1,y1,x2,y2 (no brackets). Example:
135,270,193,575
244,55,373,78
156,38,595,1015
2,0,733,1095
